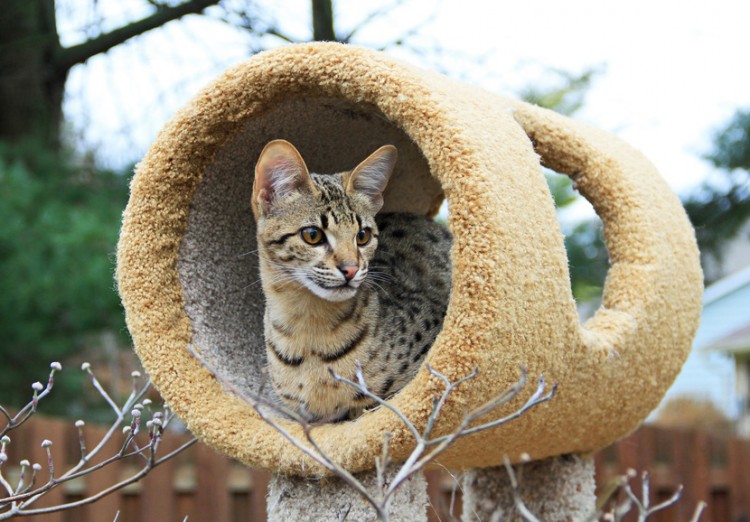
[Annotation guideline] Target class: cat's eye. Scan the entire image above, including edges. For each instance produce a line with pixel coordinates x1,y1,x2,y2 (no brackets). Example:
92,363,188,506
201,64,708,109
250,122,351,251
356,228,372,246
301,226,325,245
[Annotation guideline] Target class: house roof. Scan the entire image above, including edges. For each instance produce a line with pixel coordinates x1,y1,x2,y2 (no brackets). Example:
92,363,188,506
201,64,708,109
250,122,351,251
705,323,750,354
703,264,750,305
697,264,750,354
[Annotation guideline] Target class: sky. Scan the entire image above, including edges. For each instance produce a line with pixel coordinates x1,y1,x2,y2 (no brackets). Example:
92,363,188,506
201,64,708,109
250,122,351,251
55,0,750,415
61,0,750,202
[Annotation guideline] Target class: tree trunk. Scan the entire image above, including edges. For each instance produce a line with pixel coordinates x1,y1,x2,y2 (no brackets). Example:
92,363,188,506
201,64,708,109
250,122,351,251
312,0,336,41
0,0,66,144
0,0,219,146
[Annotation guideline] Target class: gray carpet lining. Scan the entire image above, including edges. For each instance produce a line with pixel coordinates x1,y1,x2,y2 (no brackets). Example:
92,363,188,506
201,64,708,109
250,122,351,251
177,96,442,401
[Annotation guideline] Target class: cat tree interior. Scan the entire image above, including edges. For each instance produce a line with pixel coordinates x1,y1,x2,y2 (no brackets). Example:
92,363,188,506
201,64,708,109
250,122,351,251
117,43,702,476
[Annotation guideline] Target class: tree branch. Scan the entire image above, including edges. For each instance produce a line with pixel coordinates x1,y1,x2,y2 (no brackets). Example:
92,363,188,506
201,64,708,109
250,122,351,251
55,0,221,71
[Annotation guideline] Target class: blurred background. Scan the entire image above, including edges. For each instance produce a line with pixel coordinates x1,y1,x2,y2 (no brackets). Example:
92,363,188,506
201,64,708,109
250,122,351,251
1,0,749,439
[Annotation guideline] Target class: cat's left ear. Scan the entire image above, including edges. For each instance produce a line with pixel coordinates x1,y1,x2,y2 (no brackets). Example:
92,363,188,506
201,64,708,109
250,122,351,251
253,140,313,219
345,145,397,214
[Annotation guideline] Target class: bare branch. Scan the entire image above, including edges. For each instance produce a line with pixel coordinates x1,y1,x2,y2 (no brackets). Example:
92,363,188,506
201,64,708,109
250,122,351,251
646,484,683,516
689,501,707,522
9,439,197,517
82,363,121,416
341,1,406,43
249,362,551,521
330,363,422,442
0,363,196,520
429,375,556,444
502,456,541,522
0,466,14,499
592,468,693,522
250,392,387,519
55,0,221,71
266,29,298,44
375,432,392,495
1,364,61,438
422,364,479,440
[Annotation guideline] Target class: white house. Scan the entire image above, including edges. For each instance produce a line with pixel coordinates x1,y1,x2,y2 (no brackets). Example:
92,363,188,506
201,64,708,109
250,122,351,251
655,265,750,432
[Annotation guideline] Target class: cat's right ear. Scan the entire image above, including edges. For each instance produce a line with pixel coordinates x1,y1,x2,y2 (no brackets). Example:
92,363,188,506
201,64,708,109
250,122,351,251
345,145,397,214
253,140,313,219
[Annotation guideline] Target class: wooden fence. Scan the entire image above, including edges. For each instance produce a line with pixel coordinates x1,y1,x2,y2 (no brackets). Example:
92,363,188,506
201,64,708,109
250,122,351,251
2,418,749,521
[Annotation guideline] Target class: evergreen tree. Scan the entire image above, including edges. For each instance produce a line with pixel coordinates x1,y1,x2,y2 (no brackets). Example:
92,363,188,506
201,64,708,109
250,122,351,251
0,141,129,413
684,109,750,276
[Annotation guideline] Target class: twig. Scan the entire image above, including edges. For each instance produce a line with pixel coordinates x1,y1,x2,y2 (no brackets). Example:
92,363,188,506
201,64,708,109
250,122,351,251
426,372,555,445
330,363,422,442
375,432,392,495
0,362,197,519
9,439,197,517
502,456,541,522
689,501,707,522
1,364,61,438
82,362,122,416
341,1,406,43
244,362,553,521
249,392,388,520
590,468,698,522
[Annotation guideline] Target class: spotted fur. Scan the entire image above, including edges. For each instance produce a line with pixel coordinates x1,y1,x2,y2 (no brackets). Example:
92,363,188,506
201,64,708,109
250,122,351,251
252,140,451,421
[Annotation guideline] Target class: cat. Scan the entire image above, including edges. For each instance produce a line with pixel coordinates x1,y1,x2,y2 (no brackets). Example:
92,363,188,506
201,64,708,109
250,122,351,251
252,139,452,422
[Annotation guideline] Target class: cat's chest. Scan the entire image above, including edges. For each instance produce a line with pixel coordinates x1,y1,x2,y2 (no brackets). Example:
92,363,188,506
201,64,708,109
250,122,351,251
266,328,379,420
264,301,372,354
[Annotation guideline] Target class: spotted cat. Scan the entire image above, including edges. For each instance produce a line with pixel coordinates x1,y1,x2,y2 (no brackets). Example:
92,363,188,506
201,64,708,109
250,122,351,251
252,140,451,421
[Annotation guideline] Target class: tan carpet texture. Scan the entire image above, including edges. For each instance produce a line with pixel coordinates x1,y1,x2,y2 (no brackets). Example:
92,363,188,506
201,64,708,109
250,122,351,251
116,42,702,476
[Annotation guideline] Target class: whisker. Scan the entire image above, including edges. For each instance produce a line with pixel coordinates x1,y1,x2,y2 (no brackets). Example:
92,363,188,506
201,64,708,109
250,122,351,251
363,279,394,301
243,270,301,291
237,248,260,258
366,271,396,284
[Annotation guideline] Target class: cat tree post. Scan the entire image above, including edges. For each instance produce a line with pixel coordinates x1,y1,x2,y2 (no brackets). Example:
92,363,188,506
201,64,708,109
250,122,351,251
462,456,596,521
268,471,429,521
116,43,702,520
267,458,596,521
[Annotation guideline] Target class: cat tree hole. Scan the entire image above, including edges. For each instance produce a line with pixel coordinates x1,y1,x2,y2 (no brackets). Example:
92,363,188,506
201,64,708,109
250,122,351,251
177,96,448,408
544,169,608,318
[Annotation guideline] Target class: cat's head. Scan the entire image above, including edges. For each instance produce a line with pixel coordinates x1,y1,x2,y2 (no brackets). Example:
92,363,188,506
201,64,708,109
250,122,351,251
252,140,397,302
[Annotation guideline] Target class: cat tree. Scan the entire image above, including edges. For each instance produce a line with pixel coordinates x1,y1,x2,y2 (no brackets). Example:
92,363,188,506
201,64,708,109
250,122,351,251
117,43,702,520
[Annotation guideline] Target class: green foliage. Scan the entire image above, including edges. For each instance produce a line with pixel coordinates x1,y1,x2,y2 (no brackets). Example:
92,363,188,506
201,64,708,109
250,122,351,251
522,68,610,302
684,108,750,269
705,109,750,170
523,69,598,213
564,220,608,302
545,170,579,209
0,140,130,413
520,66,603,117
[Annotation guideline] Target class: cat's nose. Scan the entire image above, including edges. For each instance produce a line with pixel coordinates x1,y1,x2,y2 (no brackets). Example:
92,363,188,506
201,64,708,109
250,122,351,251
338,263,359,281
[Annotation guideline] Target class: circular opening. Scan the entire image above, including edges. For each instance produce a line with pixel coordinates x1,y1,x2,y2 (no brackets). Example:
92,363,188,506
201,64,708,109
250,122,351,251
178,96,447,407
545,168,608,317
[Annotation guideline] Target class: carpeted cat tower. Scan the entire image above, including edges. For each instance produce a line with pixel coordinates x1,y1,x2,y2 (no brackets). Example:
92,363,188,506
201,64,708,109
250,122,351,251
117,43,702,520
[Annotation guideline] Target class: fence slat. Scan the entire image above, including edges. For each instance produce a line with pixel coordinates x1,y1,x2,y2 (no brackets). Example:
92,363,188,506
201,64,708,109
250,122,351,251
83,423,123,522
4,416,750,522
26,417,67,522
729,437,750,522
195,442,230,521
248,469,269,522
672,430,692,521
139,431,180,521
692,432,712,512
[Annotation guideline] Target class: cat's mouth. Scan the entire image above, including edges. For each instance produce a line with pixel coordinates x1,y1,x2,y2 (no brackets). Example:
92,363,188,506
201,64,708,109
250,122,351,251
299,277,360,302
321,281,361,293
